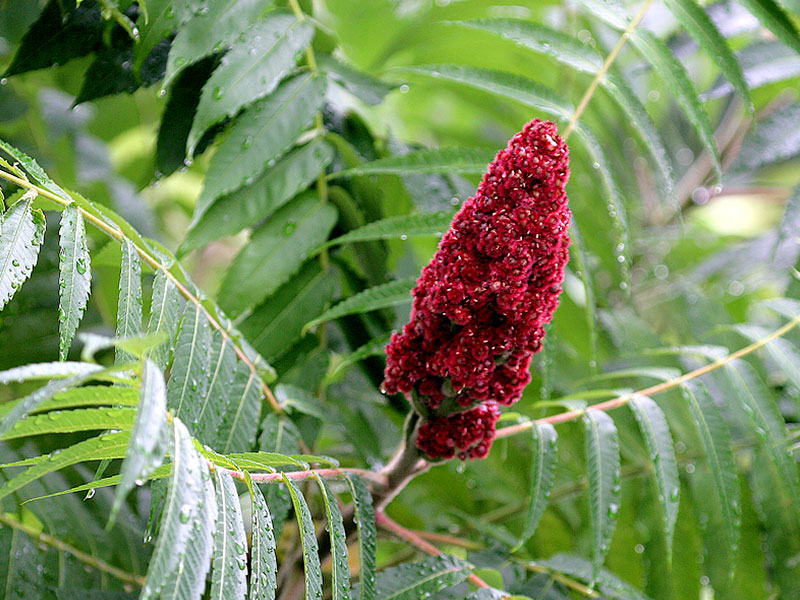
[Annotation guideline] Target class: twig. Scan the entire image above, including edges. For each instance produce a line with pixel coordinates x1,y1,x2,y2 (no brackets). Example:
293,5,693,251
375,511,496,591
0,168,282,414
0,512,145,587
562,0,656,140
495,312,800,439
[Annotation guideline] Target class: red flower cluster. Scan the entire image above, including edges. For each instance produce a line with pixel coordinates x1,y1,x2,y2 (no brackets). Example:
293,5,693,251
415,402,501,460
383,119,571,460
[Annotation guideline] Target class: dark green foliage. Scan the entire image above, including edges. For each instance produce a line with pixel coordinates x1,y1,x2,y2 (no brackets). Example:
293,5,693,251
2,0,103,77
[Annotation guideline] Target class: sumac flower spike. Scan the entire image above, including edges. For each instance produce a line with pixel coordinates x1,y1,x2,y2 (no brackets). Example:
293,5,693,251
383,119,571,460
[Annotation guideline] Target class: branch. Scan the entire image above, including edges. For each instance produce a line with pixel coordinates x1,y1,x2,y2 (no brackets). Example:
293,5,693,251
0,168,282,414
562,0,656,140
0,512,145,587
495,312,800,439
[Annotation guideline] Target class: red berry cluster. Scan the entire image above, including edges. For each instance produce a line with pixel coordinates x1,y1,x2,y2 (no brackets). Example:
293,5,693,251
383,119,571,460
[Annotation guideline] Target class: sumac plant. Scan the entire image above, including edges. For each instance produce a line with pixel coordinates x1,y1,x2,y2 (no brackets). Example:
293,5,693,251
0,0,799,599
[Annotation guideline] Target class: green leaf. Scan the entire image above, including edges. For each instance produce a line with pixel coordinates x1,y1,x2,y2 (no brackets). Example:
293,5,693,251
368,554,472,600
160,444,218,600
738,0,800,55
219,192,338,316
194,72,327,208
735,324,800,393
1,0,103,78
570,124,629,275
630,29,721,177
0,138,69,199
225,452,307,470
57,205,91,360
0,407,135,441
216,361,264,453
74,40,169,105
328,148,495,179
0,373,94,438
465,589,508,600
21,464,173,504
275,391,332,427
775,186,800,257
0,361,103,384
537,554,651,600
315,475,351,600
0,525,48,599
601,72,675,208
680,380,741,562
115,239,142,364
345,473,376,600
257,413,300,542
166,302,212,431
183,139,335,252
583,409,621,585
188,13,314,153
628,394,680,558
576,0,631,29
111,360,168,524
450,19,603,74
282,475,323,600
706,41,800,100
140,419,208,600
0,431,130,502
514,423,558,551
157,56,220,177
210,468,248,600
259,413,302,455
194,332,237,446
163,0,267,87
318,54,396,105
0,195,46,311
723,359,800,507
399,65,573,120
328,334,391,380
239,261,335,361
749,448,800,596
663,0,752,109
5,385,138,417
586,366,681,384
145,269,182,371
303,278,415,333
132,0,173,72
568,220,599,366
249,484,278,600
730,103,800,174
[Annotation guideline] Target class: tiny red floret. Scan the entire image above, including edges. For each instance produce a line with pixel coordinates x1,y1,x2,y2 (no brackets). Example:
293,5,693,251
383,119,571,460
